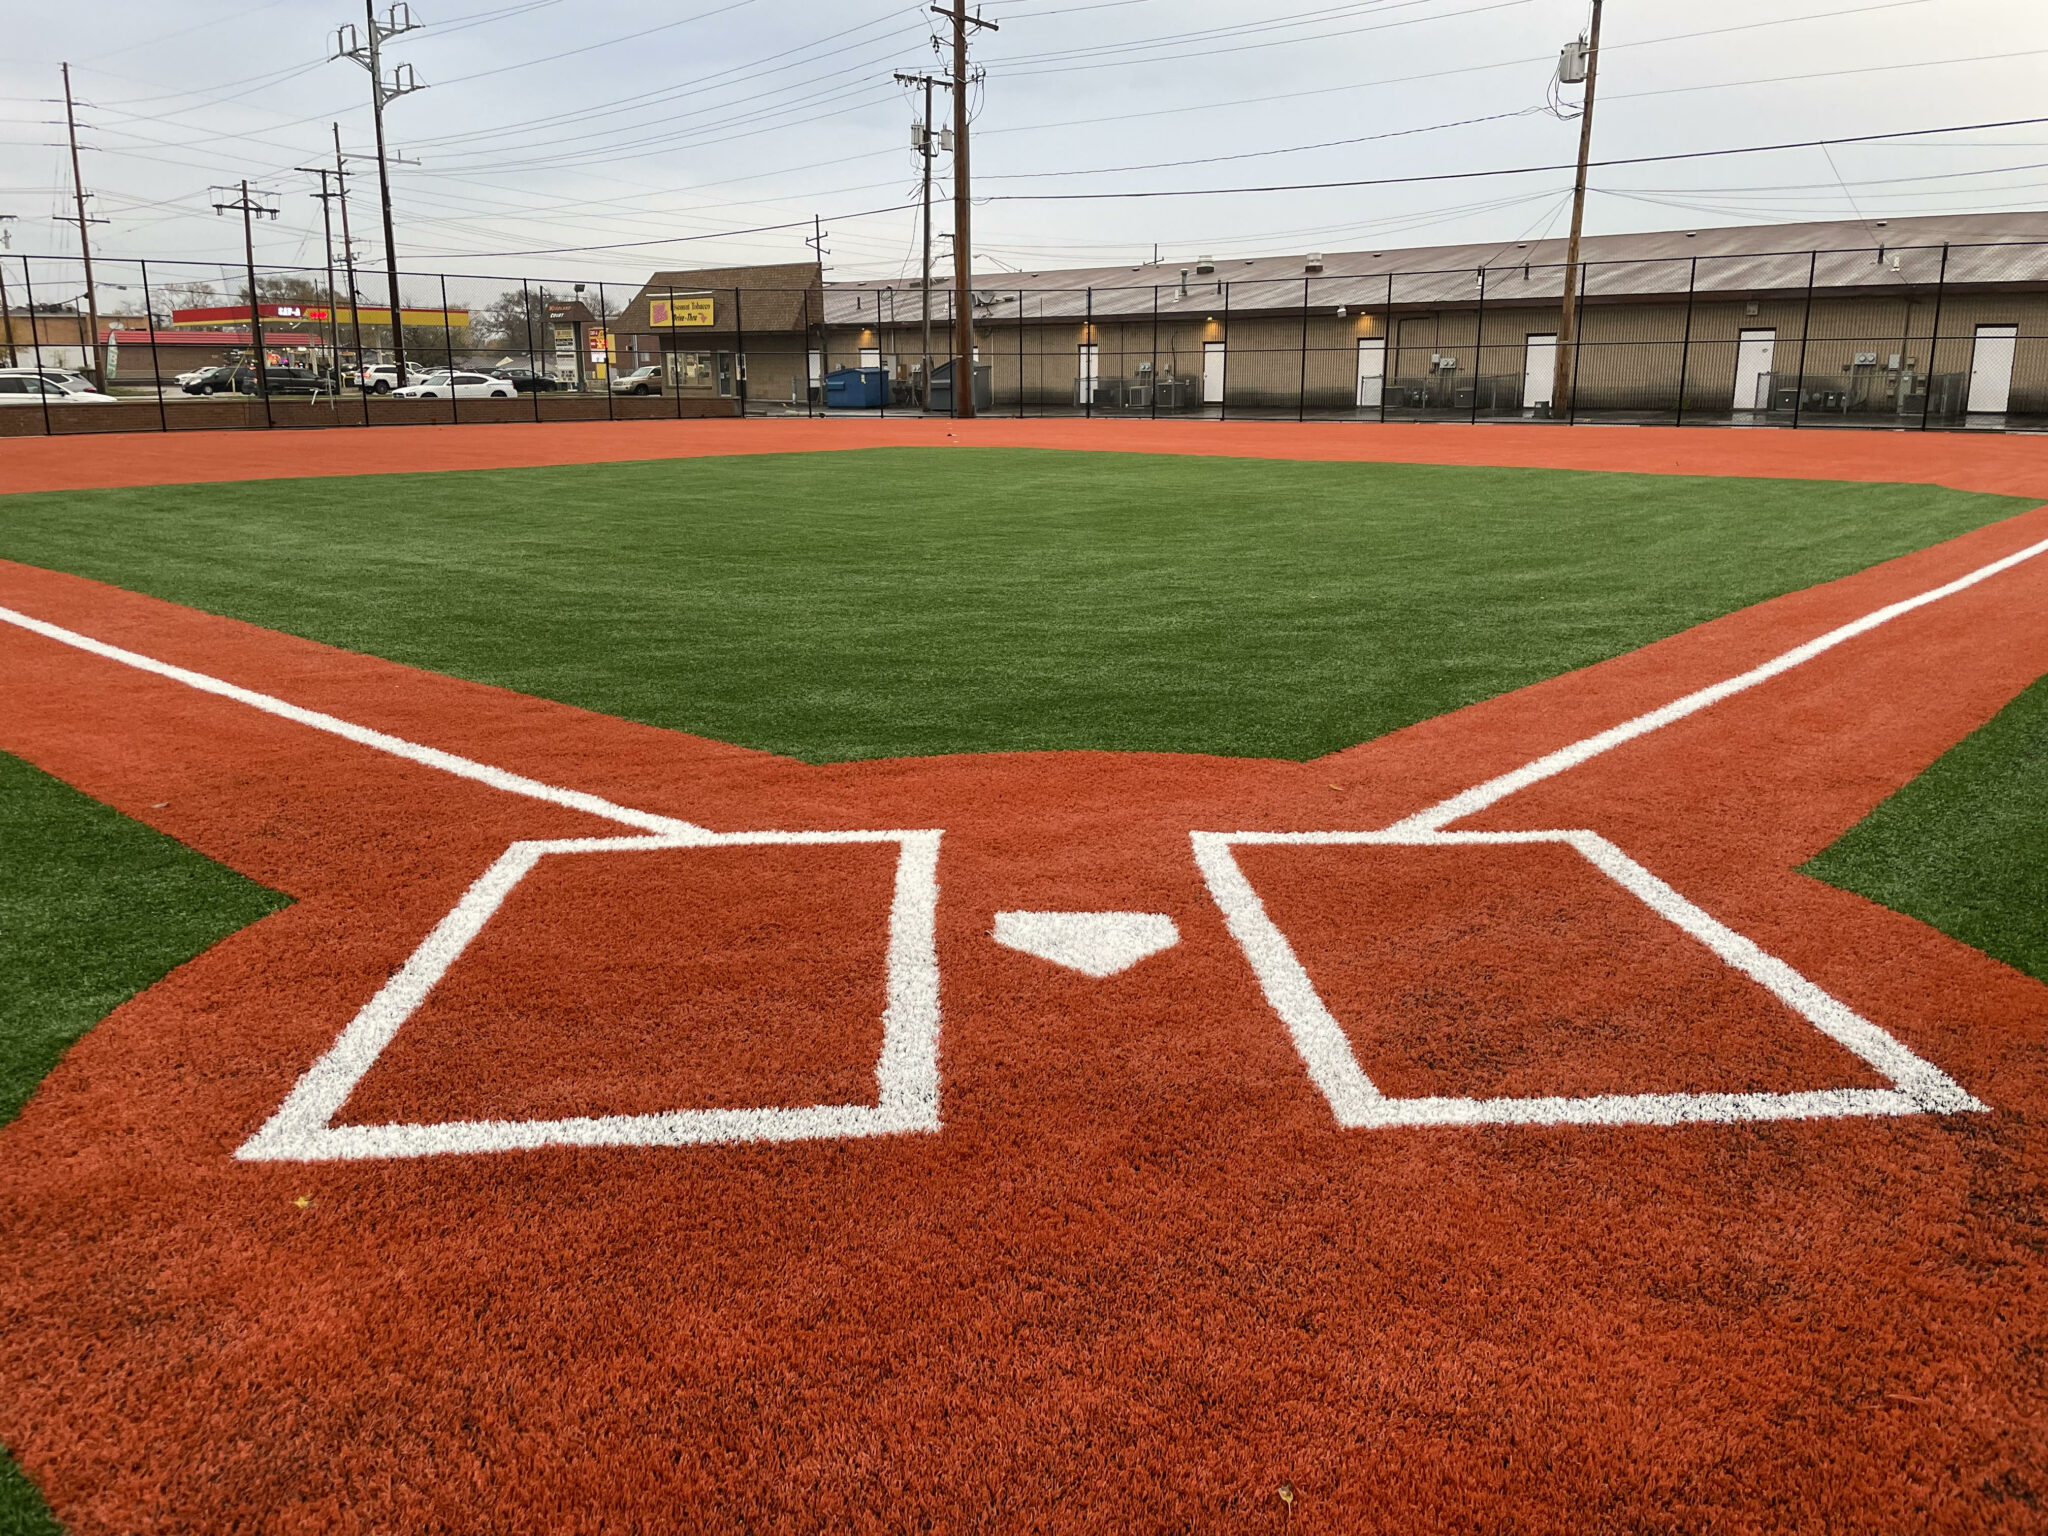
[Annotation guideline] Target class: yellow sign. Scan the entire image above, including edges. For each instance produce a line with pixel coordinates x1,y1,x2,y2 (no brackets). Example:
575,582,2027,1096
648,295,714,328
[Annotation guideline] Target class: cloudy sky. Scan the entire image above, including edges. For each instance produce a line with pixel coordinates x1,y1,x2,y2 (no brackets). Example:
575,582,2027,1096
2,0,2045,304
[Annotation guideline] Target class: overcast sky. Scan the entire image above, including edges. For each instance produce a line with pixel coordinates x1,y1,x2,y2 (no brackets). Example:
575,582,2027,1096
2,0,2045,304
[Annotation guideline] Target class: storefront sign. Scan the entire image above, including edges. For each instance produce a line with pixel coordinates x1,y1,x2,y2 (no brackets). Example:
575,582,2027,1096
648,295,714,328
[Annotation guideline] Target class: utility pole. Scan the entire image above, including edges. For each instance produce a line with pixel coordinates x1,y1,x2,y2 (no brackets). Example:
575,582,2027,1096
938,1,994,418
332,125,368,383
895,70,948,410
297,163,344,386
211,180,281,424
0,215,17,367
61,63,108,387
334,3,424,379
1550,0,1603,417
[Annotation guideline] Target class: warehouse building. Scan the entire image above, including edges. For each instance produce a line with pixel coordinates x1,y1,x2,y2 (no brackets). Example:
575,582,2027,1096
815,212,2048,425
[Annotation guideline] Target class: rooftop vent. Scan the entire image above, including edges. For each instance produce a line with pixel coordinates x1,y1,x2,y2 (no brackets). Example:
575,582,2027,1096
1195,255,1215,274
1304,253,1324,273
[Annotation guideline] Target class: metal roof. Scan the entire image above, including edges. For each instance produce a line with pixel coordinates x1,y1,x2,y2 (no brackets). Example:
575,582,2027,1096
823,212,2048,326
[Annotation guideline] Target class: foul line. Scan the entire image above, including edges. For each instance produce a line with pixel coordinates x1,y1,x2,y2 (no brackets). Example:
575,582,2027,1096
0,603,710,840
1389,531,2048,833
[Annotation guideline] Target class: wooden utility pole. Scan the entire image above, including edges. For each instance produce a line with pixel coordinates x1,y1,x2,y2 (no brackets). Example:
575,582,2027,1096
939,1,994,417
334,3,424,378
1551,0,1603,417
333,125,367,382
61,63,107,387
895,70,947,409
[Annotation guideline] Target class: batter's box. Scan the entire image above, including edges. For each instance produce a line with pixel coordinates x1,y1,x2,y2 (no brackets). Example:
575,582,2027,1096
1191,828,1984,1128
238,829,941,1162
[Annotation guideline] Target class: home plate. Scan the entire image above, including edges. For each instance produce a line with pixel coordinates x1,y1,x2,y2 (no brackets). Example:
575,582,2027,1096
991,911,1180,978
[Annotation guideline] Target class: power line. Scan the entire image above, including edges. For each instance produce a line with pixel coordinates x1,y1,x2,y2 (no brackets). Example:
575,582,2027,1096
983,115,2048,202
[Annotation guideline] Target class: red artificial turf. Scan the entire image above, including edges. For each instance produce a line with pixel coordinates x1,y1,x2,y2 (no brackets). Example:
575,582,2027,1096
2,429,2047,1531
6,413,2048,500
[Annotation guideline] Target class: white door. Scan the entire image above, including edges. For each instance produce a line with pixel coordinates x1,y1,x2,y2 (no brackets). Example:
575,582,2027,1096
1968,324,2017,413
1733,329,1776,410
1203,341,1225,403
1079,343,1100,401
1355,338,1386,408
1522,333,1557,408
808,350,822,387
858,347,881,369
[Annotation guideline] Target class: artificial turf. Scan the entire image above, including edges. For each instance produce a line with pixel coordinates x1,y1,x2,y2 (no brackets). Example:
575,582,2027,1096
0,750,288,1533
0,750,289,1130
1805,669,2048,982
0,448,2026,763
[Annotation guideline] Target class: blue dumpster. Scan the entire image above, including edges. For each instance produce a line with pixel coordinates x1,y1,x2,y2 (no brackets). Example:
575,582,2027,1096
824,366,888,409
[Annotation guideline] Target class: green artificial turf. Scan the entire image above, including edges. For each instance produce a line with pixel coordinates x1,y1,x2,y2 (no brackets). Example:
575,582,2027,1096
0,750,288,1533
0,1449,61,1536
1804,671,2048,982
0,750,289,1129
0,448,2026,762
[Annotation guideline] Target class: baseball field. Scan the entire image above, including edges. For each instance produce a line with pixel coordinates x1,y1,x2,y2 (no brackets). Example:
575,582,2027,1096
1,416,2045,1532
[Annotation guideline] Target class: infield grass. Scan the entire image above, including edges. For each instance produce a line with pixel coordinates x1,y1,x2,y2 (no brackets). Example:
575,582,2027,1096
0,448,2025,762
1806,670,2048,982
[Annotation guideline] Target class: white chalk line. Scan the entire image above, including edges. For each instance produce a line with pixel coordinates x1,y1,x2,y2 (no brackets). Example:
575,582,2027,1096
0,601,943,1160
1389,531,2048,834
1202,529,2048,1128
0,602,707,838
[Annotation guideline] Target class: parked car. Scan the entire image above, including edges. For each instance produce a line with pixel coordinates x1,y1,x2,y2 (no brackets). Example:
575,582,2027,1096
214,363,332,397
390,370,517,400
355,363,430,393
487,368,562,393
181,366,237,396
0,369,117,404
610,366,664,396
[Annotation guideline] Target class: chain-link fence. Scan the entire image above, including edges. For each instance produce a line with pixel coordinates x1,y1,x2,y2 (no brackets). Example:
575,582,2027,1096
6,241,2046,436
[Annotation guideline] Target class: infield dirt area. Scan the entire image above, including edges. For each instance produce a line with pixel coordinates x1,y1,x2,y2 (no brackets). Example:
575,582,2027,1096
3,420,2047,1532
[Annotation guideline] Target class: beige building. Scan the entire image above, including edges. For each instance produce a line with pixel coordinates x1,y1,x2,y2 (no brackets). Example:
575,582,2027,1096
610,263,822,407
819,213,2048,424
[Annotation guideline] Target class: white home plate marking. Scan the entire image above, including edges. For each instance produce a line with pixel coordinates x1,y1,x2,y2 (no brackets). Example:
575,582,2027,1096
992,911,1180,978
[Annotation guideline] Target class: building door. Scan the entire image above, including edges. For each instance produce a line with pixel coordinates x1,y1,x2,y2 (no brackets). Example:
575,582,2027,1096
1968,324,2017,413
1522,333,1557,408
1203,340,1225,404
1078,343,1100,403
859,347,881,369
1356,338,1386,408
1733,329,1776,410
715,352,734,397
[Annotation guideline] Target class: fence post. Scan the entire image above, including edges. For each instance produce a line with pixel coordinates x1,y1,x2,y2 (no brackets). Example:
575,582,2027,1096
140,259,169,432
599,283,615,420
733,286,747,418
1220,279,1231,422
1674,255,1697,427
1790,249,1817,429
1084,287,1093,420
522,279,543,422
1470,265,1486,424
0,256,14,368
22,258,53,437
1381,273,1392,424
1920,242,1949,431
1017,288,1025,418
1565,262,1585,426
1298,274,1310,422
441,274,459,426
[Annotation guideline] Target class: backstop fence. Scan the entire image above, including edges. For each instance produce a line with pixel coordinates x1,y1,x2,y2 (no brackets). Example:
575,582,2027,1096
5,240,2047,436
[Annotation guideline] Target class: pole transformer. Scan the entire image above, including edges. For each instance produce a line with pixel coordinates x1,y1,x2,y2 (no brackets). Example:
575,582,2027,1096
1551,0,1604,417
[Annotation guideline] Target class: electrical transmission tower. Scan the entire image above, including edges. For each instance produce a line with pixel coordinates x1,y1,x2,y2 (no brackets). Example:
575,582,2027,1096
333,3,425,379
